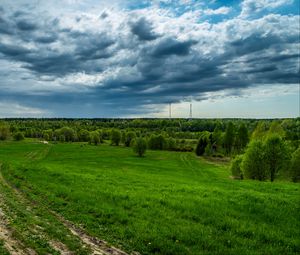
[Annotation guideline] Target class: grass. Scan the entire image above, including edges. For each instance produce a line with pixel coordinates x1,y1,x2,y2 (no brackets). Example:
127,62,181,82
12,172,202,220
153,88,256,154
0,140,299,254
0,240,9,255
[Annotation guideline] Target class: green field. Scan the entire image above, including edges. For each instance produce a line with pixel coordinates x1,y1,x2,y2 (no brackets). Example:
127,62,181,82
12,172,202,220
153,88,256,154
0,140,299,254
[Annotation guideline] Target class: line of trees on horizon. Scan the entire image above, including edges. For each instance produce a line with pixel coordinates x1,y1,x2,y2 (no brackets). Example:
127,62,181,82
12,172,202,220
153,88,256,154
0,118,299,182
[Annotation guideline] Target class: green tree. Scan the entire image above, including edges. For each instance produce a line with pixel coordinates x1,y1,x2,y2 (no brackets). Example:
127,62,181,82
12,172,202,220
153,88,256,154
148,134,166,150
231,155,243,179
133,137,147,157
195,137,207,156
59,127,76,142
79,129,90,142
242,140,267,181
124,131,136,147
268,121,285,137
235,123,249,152
223,122,235,155
0,123,10,140
212,123,223,149
13,132,24,141
290,147,300,182
111,129,121,146
264,135,288,182
251,121,268,140
90,131,100,145
167,137,177,150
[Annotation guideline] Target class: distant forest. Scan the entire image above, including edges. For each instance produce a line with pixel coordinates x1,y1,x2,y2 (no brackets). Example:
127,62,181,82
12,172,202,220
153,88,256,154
0,118,299,182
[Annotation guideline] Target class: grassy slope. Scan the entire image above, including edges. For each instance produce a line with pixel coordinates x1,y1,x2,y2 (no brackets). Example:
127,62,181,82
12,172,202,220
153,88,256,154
0,140,299,254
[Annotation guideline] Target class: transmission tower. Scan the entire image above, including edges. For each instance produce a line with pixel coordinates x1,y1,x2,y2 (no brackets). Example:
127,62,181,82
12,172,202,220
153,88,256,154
169,103,172,119
189,103,192,119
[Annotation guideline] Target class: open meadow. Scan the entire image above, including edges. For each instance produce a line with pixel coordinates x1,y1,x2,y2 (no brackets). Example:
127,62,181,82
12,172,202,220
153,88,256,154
0,140,299,254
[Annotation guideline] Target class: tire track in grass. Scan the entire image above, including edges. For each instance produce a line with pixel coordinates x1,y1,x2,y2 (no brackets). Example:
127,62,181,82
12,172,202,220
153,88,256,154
0,191,35,255
0,162,137,255
0,163,74,255
51,213,130,255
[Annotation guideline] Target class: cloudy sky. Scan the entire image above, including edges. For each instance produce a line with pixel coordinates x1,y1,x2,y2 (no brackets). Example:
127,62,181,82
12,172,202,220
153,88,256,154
0,0,299,118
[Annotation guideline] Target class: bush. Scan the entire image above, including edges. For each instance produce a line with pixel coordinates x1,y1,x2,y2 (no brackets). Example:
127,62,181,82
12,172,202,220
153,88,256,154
290,147,300,182
133,138,147,157
79,129,90,142
264,134,288,182
59,127,76,142
13,132,24,141
148,134,166,150
0,123,10,140
242,140,267,181
195,137,207,156
124,132,136,147
89,131,100,145
111,129,121,146
231,155,243,179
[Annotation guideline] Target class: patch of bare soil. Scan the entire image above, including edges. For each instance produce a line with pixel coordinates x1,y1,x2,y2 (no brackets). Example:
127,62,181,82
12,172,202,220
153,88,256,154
0,200,35,255
54,213,133,255
48,240,75,255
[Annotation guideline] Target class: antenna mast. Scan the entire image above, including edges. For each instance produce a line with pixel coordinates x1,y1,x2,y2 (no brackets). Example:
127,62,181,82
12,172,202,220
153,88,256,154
169,103,172,119
189,103,192,119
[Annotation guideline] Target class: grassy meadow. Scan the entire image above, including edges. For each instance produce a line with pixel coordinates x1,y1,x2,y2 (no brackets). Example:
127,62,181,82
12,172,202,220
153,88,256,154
0,140,299,254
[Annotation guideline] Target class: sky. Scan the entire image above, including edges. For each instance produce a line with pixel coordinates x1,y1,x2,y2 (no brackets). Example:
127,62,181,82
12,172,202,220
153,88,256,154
0,0,299,118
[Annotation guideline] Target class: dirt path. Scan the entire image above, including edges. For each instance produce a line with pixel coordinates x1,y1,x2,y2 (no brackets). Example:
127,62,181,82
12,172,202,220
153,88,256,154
53,213,130,255
0,194,34,255
0,162,134,255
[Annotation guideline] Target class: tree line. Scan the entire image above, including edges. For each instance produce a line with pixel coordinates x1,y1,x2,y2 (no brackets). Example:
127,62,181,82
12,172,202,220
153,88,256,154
0,118,299,181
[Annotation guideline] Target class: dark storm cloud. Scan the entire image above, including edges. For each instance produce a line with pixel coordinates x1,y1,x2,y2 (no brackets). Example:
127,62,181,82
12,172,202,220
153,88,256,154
0,42,31,56
16,19,37,31
151,38,196,57
130,17,159,41
0,2,299,116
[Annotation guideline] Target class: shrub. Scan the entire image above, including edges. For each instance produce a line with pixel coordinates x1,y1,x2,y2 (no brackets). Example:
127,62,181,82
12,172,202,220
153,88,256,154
166,137,177,150
148,134,166,150
196,137,207,156
290,147,300,182
231,155,243,179
133,138,147,157
90,131,100,145
13,132,24,141
264,134,288,182
0,123,10,140
242,140,267,181
111,129,121,146
59,127,76,142
79,129,90,142
124,132,136,147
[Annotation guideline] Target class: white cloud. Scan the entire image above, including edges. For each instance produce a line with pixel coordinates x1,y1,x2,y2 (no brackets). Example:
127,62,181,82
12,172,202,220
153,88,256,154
0,101,50,117
203,7,232,15
240,0,294,17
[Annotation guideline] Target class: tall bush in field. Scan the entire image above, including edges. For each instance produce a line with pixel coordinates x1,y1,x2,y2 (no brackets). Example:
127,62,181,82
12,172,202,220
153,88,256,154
148,134,166,150
235,123,249,152
195,137,207,156
111,129,121,146
0,123,10,140
242,140,267,181
124,131,136,147
90,131,100,145
289,147,300,182
231,155,243,179
264,134,288,182
14,132,24,141
133,138,147,157
79,129,90,142
223,122,235,155
59,127,76,142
